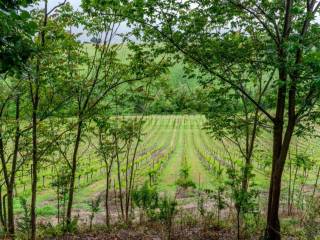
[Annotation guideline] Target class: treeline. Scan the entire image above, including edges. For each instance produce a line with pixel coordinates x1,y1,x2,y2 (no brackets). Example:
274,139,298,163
134,86,206,114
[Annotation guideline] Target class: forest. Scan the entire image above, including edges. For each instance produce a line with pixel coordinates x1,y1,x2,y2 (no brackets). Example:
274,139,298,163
1,0,320,239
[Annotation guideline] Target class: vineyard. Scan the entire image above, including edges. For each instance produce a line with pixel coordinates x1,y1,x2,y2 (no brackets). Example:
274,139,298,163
9,115,320,232
3,1,320,239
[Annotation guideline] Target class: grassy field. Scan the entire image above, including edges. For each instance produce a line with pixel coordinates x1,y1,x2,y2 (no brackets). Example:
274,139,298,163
85,43,199,89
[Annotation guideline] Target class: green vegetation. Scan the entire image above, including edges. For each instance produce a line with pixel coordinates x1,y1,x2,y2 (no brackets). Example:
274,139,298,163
1,0,320,239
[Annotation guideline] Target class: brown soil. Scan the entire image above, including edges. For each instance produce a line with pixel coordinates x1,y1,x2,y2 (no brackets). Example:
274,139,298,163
53,224,236,240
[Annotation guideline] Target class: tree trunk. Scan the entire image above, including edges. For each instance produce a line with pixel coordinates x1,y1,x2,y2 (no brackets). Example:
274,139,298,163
7,187,14,236
116,143,124,220
0,186,6,231
287,151,292,215
289,164,299,215
312,165,320,198
66,120,83,226
237,208,240,240
7,95,20,237
105,167,111,227
266,121,295,240
30,105,39,240
3,194,7,231
265,51,288,239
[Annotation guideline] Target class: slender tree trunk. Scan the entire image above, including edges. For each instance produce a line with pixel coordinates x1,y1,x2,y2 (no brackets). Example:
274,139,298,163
297,169,308,209
57,183,60,223
66,120,83,226
312,165,320,198
105,179,110,227
124,143,130,223
7,187,14,236
30,1,48,238
287,151,292,215
30,67,40,240
105,164,112,227
3,194,7,231
237,208,240,240
241,157,250,194
30,100,39,240
116,155,124,220
290,165,299,215
0,186,6,231
7,96,20,237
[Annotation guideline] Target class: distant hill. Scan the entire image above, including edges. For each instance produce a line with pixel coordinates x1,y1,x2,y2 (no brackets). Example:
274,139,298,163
84,43,199,90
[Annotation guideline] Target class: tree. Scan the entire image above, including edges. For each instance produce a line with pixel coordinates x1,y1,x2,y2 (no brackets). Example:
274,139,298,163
0,2,37,235
62,0,168,227
25,2,78,238
203,42,274,195
124,1,320,239
0,76,23,237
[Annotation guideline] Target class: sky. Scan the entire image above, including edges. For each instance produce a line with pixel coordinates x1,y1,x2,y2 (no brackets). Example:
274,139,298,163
34,0,131,43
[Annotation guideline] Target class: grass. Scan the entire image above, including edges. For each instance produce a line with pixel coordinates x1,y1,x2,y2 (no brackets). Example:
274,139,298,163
84,43,199,89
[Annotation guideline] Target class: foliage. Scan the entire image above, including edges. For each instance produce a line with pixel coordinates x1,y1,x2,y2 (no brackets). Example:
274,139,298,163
2,0,320,238
303,197,320,240
226,165,260,238
132,182,159,221
0,0,36,73
51,169,70,223
175,157,196,189
88,195,102,230
158,196,178,240
17,197,31,238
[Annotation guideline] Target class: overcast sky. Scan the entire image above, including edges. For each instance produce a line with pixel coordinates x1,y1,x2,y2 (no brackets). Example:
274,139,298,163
34,0,131,43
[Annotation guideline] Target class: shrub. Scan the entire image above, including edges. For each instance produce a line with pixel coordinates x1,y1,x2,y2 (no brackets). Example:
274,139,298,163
88,195,102,230
132,182,159,221
303,197,320,239
175,159,196,189
17,197,31,238
158,196,177,240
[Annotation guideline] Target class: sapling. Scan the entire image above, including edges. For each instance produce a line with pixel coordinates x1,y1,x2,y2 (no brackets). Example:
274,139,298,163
175,156,196,189
158,196,178,240
288,153,311,215
16,197,31,239
93,116,117,227
303,197,320,239
213,166,226,225
51,169,70,225
132,182,159,222
88,195,102,231
226,165,259,240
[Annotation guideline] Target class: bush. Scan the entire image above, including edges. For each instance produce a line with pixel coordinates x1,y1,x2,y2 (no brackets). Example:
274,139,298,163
175,159,196,189
17,197,31,238
158,196,177,240
88,195,102,230
132,182,159,221
36,205,57,217
303,197,320,239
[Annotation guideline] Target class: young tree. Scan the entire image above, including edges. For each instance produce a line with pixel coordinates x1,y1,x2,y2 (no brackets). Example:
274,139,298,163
62,1,168,227
93,116,117,226
0,76,23,237
0,1,36,236
26,2,79,238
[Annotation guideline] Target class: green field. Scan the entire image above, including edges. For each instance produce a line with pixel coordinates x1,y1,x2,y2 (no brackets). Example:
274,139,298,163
11,115,320,225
